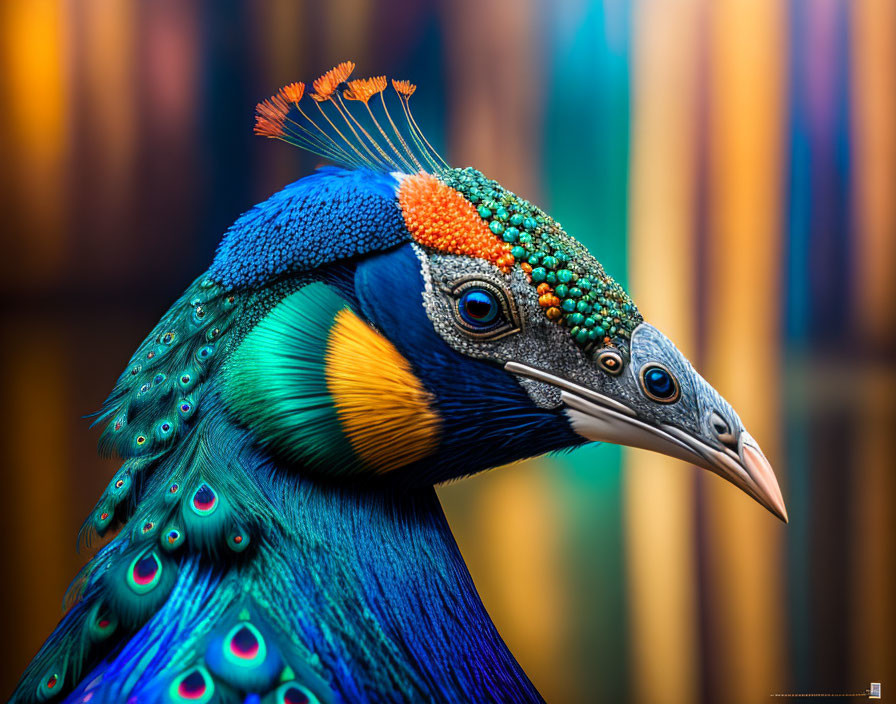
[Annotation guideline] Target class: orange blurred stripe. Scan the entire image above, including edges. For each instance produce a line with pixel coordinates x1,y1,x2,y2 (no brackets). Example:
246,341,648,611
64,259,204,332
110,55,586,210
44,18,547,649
323,0,372,69
3,321,73,690
81,0,136,176
849,369,896,686
439,461,571,703
257,0,306,85
253,0,309,193
76,0,137,272
625,1,703,702
850,0,896,348
0,0,68,284
849,0,896,677
703,0,788,702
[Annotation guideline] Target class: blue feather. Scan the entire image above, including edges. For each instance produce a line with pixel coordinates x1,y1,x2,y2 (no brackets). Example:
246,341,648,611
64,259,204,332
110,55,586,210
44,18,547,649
210,168,408,289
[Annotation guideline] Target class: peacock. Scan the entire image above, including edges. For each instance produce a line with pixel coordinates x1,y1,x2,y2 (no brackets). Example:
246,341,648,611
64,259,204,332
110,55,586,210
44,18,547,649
11,62,787,704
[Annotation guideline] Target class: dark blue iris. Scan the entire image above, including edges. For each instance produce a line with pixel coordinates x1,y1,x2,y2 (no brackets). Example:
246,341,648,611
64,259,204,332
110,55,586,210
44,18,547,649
643,365,677,400
458,289,500,327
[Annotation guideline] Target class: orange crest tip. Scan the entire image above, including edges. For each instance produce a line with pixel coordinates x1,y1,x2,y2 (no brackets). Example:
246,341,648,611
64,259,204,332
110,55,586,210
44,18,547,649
253,97,288,138
280,81,305,105
392,79,417,97
311,60,356,100
344,76,387,103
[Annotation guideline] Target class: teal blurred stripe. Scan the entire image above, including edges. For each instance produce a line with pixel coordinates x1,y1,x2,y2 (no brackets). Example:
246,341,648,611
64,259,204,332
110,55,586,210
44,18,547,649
544,1,633,699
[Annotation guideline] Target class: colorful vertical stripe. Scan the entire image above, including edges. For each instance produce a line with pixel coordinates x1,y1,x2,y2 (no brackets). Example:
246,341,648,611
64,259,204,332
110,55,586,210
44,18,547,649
626,0,703,701
0,0,68,285
543,2,634,701
847,0,896,686
701,1,788,702
1,2,893,701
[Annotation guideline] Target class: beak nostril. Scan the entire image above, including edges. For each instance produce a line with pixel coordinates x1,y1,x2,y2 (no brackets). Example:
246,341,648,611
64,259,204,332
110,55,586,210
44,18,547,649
719,435,738,450
710,411,737,449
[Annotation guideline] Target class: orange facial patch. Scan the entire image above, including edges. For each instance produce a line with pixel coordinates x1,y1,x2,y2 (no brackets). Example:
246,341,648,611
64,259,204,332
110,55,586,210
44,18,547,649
397,173,515,273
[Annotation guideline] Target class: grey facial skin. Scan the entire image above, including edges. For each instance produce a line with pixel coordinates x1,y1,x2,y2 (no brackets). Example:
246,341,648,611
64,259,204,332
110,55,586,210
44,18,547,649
415,244,787,522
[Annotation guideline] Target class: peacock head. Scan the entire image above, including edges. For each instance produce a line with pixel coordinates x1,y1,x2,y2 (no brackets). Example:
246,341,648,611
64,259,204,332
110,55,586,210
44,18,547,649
149,62,786,522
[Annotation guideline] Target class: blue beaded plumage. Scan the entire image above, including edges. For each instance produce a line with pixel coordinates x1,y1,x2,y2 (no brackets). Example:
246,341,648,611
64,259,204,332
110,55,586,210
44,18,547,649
210,167,410,289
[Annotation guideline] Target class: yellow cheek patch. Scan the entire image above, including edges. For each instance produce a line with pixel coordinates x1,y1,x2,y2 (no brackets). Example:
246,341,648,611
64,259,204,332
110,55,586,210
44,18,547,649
325,308,441,473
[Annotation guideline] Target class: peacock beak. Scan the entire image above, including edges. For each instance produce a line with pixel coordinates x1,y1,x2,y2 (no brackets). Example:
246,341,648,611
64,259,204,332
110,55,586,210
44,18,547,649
742,440,788,522
504,361,788,523
659,423,788,522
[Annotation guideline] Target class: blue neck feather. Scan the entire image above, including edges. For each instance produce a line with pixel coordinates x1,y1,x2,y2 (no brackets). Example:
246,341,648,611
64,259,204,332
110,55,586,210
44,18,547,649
257,470,544,703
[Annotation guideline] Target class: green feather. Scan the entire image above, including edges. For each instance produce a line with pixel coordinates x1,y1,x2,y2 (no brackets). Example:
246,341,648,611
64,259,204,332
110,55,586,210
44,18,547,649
103,546,178,628
262,681,323,704
85,601,118,642
181,481,233,553
222,282,358,475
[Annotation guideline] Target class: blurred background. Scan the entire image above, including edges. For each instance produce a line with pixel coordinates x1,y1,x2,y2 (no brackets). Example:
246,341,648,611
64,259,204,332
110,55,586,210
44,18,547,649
1,0,893,702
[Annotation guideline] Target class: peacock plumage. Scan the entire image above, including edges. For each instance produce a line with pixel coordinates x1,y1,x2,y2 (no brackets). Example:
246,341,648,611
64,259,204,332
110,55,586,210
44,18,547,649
11,62,787,704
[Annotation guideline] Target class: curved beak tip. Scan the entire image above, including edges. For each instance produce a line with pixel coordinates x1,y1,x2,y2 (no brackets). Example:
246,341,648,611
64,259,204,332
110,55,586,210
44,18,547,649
741,442,788,524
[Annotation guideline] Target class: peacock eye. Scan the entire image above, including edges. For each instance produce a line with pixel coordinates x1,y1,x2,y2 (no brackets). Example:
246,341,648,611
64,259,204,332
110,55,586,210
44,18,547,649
459,289,499,326
446,276,521,340
639,363,680,403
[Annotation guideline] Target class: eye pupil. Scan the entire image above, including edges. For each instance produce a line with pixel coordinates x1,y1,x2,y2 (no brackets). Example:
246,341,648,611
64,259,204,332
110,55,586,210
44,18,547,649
645,368,672,394
459,289,499,326
465,297,493,320
641,365,679,402
596,349,624,375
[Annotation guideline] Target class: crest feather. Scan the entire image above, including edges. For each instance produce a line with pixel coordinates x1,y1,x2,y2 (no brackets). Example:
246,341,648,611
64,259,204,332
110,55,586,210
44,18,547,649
254,61,448,175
